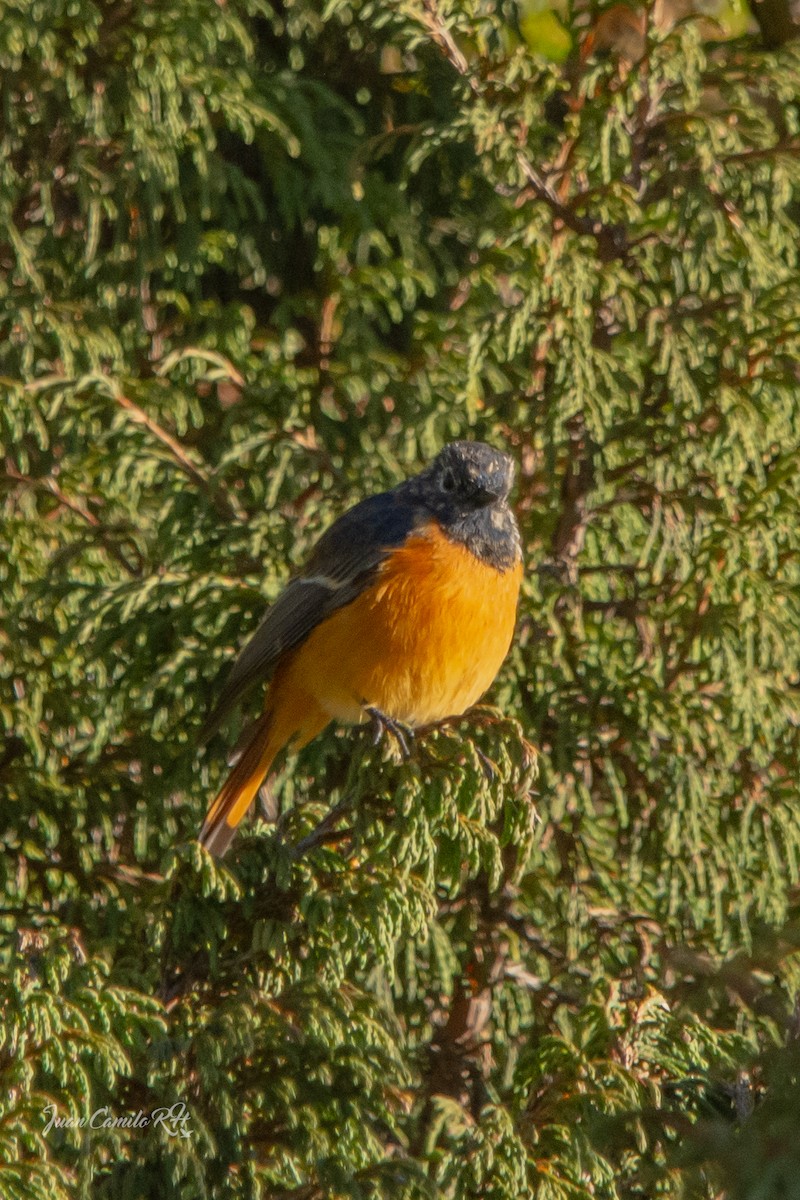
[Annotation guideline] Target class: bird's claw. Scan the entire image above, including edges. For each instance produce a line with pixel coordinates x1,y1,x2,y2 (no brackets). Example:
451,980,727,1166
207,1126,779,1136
366,707,414,758
475,747,497,784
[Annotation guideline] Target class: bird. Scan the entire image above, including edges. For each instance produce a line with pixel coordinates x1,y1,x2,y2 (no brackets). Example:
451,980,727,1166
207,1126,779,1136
198,440,523,856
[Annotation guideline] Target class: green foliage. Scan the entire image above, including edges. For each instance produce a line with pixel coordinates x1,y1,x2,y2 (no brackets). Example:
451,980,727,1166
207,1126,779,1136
2,0,800,1197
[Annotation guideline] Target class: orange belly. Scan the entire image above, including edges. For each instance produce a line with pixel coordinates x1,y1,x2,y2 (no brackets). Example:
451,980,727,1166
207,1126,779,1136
275,522,522,728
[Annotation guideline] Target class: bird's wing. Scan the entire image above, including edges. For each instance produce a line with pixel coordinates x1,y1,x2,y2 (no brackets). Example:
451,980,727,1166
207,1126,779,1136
199,488,420,741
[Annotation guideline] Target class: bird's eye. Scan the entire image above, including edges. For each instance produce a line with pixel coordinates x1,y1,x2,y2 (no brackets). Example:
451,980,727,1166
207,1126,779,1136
440,469,456,493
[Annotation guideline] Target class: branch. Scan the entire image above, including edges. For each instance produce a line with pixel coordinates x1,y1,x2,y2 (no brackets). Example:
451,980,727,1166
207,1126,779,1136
549,415,594,575
114,392,247,523
418,1,627,258
663,562,722,690
4,458,141,577
290,799,354,861
641,139,800,210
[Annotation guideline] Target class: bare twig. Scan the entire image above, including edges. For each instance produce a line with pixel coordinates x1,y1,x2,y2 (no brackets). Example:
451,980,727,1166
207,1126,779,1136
114,392,247,523
4,458,141,576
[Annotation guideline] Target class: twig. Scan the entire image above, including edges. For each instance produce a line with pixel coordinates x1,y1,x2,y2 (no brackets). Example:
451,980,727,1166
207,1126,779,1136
721,139,800,166
4,458,140,577
418,1,627,257
114,392,247,523
290,799,353,861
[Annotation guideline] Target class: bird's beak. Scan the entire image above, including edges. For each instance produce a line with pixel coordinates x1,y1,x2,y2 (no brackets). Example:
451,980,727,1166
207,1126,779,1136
472,484,500,507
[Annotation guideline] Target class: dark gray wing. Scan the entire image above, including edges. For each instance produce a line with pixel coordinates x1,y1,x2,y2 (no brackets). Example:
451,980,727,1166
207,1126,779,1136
199,487,420,741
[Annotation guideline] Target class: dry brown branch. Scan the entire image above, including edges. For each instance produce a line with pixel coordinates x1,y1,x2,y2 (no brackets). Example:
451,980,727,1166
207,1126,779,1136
114,392,247,522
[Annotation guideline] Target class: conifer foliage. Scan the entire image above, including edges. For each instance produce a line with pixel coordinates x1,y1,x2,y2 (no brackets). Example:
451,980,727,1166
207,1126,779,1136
2,1,800,1196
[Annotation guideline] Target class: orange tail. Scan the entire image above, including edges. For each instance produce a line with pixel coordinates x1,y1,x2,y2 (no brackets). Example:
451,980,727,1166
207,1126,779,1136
199,712,284,857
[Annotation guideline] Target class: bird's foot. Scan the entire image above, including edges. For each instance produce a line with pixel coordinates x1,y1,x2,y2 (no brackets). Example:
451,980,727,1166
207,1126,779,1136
474,747,497,784
366,707,414,758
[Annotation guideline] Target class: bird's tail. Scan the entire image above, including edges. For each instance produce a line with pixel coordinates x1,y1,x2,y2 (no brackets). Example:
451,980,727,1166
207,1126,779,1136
199,712,282,857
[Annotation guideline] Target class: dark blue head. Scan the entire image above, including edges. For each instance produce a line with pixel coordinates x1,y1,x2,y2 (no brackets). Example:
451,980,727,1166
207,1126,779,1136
403,441,520,570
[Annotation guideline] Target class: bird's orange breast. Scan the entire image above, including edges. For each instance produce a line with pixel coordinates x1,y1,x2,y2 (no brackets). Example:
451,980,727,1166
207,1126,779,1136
277,522,522,727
